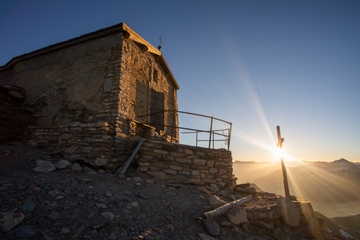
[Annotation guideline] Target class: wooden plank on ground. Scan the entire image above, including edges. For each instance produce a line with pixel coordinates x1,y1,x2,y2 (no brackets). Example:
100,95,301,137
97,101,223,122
118,138,145,174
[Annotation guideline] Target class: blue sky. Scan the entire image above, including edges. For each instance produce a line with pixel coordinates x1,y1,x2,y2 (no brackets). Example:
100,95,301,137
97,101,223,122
1,0,359,162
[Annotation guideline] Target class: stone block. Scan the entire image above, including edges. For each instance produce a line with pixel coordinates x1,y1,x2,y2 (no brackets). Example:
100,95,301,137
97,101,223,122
170,152,187,158
137,166,149,172
188,178,201,184
191,170,200,175
146,171,169,180
207,161,215,167
154,149,169,155
64,145,79,153
184,149,193,154
178,170,190,175
209,168,217,173
193,159,207,165
170,165,182,171
164,169,177,175
175,158,191,164
278,197,300,227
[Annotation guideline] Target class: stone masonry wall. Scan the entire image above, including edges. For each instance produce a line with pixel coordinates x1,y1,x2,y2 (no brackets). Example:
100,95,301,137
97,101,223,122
119,39,179,142
137,140,235,188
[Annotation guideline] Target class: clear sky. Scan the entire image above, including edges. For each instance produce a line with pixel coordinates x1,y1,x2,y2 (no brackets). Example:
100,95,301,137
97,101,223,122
1,0,359,162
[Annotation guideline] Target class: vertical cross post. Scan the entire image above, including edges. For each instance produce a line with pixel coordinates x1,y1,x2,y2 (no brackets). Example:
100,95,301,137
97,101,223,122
276,126,290,197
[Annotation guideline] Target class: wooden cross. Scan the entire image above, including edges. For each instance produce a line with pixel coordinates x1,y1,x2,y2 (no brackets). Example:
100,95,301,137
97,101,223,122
276,126,290,197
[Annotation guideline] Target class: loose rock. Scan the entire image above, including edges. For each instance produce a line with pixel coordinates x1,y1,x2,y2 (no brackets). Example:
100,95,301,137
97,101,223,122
101,212,115,220
33,160,55,172
0,213,25,232
209,195,227,209
198,233,217,240
226,206,247,225
202,218,220,236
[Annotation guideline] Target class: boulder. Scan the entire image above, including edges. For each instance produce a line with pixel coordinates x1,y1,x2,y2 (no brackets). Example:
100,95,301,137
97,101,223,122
0,213,25,232
202,218,220,236
55,160,72,169
209,195,227,209
33,160,55,172
278,196,300,227
226,206,247,225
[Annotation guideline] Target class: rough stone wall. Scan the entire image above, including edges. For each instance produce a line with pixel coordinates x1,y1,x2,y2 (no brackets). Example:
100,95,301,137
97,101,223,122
8,34,123,128
136,140,234,187
119,39,179,142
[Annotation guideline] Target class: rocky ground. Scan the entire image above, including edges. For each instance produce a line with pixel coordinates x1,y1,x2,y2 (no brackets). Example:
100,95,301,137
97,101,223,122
0,144,343,240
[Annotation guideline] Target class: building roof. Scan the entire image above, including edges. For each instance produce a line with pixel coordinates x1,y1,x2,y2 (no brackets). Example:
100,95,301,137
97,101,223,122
0,22,179,90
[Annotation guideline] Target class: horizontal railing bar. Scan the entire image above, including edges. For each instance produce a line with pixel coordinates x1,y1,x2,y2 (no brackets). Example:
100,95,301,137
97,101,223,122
138,110,232,125
197,139,228,142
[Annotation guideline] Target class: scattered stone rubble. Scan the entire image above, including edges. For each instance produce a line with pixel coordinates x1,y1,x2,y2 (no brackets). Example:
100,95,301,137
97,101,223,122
195,182,342,240
0,145,343,239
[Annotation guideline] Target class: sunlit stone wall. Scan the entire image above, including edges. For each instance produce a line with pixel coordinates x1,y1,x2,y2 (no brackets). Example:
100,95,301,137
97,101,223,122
137,140,235,187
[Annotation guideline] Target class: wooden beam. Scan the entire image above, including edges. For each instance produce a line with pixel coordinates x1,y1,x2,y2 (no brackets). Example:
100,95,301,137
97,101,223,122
117,138,145,174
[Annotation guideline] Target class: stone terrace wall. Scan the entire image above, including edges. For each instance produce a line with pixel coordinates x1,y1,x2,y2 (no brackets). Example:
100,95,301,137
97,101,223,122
137,140,235,188
25,121,138,171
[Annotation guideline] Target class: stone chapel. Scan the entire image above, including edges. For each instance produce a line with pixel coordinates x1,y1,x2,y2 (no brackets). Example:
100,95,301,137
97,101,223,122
0,23,180,168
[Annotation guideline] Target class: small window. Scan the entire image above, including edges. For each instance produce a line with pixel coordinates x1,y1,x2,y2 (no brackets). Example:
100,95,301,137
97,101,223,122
153,70,158,83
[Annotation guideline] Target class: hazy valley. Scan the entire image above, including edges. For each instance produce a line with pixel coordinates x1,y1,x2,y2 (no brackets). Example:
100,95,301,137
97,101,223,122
234,159,360,239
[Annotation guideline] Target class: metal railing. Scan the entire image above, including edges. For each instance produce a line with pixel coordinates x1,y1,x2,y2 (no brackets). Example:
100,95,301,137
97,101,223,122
137,110,232,150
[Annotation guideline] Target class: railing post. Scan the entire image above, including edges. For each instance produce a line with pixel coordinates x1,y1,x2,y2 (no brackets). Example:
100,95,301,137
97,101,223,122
227,123,232,151
196,131,198,147
208,117,213,149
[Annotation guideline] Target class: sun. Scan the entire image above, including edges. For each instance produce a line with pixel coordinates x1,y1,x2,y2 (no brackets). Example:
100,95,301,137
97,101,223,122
272,147,285,160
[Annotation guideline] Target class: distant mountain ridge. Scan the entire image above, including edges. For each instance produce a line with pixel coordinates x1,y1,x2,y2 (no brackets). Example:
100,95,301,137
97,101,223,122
315,211,360,240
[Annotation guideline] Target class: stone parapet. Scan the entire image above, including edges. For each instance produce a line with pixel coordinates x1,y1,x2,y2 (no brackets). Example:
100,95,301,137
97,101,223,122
137,140,235,187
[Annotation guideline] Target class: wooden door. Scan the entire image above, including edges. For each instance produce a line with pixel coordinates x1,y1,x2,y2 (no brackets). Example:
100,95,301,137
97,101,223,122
150,90,164,130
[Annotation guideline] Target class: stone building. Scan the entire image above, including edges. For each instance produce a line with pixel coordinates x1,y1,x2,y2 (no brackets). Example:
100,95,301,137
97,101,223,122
0,23,180,168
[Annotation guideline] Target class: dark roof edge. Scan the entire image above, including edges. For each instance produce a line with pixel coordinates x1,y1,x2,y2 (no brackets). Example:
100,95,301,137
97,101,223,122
0,22,179,90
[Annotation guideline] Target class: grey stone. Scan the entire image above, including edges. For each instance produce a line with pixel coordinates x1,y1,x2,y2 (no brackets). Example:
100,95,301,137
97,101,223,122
71,163,82,172
79,177,92,183
95,157,108,166
209,195,227,209
22,201,36,211
278,196,300,227
33,160,55,172
61,227,70,234
0,212,25,232
202,218,220,236
95,203,108,209
226,206,247,225
198,233,217,240
101,212,115,220
15,226,36,239
55,159,72,169
48,210,60,221
146,171,169,180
